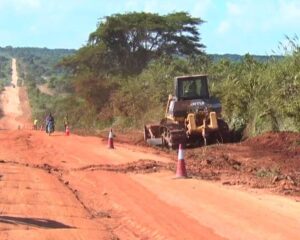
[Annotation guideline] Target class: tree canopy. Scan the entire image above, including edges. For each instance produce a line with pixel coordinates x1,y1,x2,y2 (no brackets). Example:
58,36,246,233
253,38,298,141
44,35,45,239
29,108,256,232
62,12,205,75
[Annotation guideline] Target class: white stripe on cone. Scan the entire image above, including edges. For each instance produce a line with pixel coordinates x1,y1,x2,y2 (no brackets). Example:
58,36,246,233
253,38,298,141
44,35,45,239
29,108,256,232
109,130,113,138
108,129,114,149
178,144,184,160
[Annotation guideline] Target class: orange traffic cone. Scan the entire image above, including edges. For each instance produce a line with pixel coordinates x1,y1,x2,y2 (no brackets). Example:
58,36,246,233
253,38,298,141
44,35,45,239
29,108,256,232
65,125,70,136
175,144,187,178
108,129,114,149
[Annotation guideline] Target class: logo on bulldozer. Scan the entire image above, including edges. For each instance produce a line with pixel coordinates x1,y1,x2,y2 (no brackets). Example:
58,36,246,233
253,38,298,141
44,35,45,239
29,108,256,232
190,101,205,107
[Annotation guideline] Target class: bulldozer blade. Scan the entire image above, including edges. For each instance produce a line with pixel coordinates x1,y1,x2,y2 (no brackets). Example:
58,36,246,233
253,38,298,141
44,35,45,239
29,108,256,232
146,138,163,146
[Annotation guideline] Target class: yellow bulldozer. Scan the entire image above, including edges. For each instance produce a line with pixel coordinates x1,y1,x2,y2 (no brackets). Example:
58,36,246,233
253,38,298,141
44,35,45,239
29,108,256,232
144,74,229,149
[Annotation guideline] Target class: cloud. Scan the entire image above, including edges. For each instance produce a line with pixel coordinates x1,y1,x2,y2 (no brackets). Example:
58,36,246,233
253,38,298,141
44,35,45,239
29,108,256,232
191,0,213,17
227,2,242,16
144,1,159,12
18,0,40,9
216,0,270,35
217,20,230,34
0,0,41,10
143,0,176,13
125,0,139,11
279,0,300,25
29,25,38,34
0,0,41,15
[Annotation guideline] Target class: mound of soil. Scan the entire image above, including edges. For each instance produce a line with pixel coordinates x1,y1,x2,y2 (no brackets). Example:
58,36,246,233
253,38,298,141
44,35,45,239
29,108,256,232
111,130,300,196
185,131,300,196
75,159,174,174
243,131,300,161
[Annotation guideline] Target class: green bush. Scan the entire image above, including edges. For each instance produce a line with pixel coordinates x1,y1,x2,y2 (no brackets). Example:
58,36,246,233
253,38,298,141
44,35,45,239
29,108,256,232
6,44,300,138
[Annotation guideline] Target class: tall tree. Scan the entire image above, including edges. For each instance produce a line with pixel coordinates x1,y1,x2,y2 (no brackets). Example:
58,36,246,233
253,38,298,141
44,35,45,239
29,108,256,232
62,12,205,75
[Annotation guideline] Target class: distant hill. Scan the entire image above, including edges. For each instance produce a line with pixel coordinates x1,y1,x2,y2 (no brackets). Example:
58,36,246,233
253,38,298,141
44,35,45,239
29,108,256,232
0,46,284,63
0,46,76,62
0,46,76,88
209,53,283,62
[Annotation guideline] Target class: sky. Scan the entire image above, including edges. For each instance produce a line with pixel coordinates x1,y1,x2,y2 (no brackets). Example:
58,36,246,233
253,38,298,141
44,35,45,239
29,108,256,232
0,0,299,55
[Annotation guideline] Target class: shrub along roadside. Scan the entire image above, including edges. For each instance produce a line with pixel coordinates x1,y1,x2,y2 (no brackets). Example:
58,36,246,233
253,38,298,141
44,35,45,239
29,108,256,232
13,44,300,138
0,56,12,91
26,83,105,132
22,48,300,138
209,51,300,137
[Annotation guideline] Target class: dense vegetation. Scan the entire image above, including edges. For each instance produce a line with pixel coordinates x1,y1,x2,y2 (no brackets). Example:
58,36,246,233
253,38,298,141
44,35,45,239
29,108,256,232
0,12,299,138
210,51,300,137
0,55,11,92
211,54,283,62
0,47,77,130
58,12,208,130
59,11,299,137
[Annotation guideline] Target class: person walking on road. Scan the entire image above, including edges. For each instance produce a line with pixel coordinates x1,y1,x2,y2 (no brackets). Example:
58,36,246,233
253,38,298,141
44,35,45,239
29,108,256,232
33,119,38,130
45,113,55,133
63,114,69,131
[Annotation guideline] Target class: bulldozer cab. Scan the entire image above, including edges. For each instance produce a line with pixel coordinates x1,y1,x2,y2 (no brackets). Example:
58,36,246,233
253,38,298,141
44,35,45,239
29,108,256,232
175,75,209,100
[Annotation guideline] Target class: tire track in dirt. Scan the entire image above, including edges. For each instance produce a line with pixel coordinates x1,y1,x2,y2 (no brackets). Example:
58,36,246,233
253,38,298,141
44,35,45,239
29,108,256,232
0,157,178,239
0,158,213,239
73,159,174,174
0,162,113,239
0,156,226,240
0,159,119,239
1,128,300,239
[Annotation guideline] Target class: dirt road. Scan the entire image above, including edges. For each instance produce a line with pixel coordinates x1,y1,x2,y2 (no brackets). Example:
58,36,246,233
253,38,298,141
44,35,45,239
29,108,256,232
0,58,23,130
0,59,300,240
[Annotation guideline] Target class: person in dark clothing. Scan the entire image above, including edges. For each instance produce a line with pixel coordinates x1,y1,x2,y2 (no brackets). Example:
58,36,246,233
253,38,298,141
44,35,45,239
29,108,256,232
45,113,55,133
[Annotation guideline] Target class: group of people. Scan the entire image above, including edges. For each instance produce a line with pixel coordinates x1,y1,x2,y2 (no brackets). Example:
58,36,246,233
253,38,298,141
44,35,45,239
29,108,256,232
33,113,69,134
